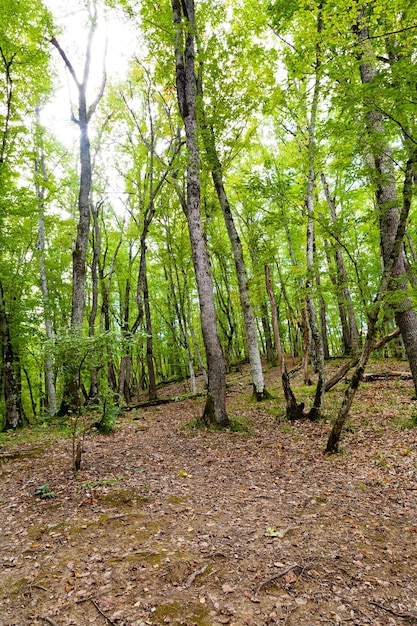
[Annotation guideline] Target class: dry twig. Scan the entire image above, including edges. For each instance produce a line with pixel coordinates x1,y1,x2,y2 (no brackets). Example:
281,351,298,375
186,564,208,588
370,601,417,622
255,564,302,594
42,618,60,626
91,599,118,625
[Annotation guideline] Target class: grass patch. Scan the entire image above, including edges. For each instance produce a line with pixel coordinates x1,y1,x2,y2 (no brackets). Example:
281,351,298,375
229,414,251,433
395,412,417,430
0,423,72,448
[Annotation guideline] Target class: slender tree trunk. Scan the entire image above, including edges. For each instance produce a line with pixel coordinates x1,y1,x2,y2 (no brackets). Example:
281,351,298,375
88,200,102,403
305,5,326,421
321,173,359,354
301,307,311,385
356,10,417,396
34,115,57,416
265,266,304,420
144,270,157,401
260,302,275,364
197,93,266,398
265,266,283,379
172,0,228,426
316,274,330,359
100,232,122,394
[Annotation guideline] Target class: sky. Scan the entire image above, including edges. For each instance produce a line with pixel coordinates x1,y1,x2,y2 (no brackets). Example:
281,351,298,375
42,0,138,149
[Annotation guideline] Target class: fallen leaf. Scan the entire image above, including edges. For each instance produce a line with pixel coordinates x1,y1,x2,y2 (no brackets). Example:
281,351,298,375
177,470,193,479
222,583,235,594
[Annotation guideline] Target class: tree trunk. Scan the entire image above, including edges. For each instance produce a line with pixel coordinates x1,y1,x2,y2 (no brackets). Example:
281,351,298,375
326,142,415,451
51,16,106,413
260,302,275,364
305,5,326,421
34,115,57,417
265,265,283,379
321,173,360,354
265,266,304,420
356,10,417,396
87,199,102,404
171,0,228,427
0,279,23,430
316,274,330,359
144,271,157,401
198,93,266,398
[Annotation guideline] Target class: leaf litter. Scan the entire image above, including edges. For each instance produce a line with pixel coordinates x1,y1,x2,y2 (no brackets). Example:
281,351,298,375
0,359,416,625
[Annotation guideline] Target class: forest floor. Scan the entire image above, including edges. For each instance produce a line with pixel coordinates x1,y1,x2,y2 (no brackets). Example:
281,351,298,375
0,357,416,626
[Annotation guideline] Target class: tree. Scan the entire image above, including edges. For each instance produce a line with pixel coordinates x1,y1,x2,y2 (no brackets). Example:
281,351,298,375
0,0,53,429
354,4,417,396
171,0,228,427
51,1,106,412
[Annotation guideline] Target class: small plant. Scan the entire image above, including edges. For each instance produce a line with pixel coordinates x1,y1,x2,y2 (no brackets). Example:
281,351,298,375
95,394,119,434
81,477,124,490
34,484,56,499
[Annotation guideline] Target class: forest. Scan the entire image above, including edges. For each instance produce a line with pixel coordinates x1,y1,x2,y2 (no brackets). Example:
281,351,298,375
1,1,417,624
0,0,417,446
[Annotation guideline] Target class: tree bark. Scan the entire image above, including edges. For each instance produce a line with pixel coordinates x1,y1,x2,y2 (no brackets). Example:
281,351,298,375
144,269,157,401
0,279,23,430
171,0,228,427
326,147,415,451
356,9,417,396
265,265,305,420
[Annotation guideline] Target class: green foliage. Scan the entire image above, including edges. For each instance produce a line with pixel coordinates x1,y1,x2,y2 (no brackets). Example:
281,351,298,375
94,391,120,434
34,484,56,499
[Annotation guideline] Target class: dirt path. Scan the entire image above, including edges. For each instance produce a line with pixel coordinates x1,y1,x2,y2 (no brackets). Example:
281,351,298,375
1,361,416,625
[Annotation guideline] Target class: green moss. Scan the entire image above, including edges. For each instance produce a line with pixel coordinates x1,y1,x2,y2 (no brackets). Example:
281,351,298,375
153,601,211,625
10,578,30,594
167,495,188,504
99,488,146,506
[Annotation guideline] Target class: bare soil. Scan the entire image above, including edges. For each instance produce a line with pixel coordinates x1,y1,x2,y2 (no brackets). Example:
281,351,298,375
0,359,416,626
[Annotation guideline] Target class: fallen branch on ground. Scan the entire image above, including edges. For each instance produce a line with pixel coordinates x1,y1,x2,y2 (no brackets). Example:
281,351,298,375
91,599,118,625
255,564,302,594
41,618,60,626
370,601,417,622
362,371,412,381
325,328,401,392
186,564,207,588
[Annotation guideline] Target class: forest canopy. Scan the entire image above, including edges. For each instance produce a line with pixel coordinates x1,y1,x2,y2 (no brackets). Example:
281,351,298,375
1,0,417,452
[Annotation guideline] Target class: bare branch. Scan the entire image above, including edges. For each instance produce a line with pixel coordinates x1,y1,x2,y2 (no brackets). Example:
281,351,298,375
50,37,80,89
